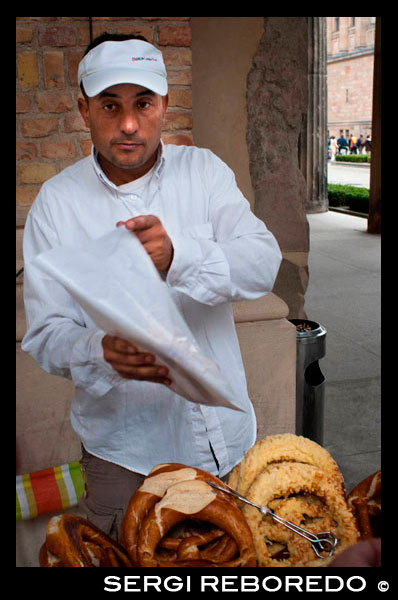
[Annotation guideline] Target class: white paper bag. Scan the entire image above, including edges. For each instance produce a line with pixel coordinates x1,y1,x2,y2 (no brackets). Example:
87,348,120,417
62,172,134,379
33,227,242,411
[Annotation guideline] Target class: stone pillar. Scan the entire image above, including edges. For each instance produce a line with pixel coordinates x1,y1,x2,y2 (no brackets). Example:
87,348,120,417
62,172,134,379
246,17,310,318
305,17,328,213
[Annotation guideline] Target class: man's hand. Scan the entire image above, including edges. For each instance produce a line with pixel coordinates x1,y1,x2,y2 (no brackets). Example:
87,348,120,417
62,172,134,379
329,538,381,567
117,215,174,272
102,335,172,386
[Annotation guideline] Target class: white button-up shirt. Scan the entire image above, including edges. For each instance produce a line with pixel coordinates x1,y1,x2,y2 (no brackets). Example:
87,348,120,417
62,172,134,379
22,142,282,477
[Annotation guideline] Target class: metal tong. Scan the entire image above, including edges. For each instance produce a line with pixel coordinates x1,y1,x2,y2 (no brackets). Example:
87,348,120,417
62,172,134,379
207,480,338,559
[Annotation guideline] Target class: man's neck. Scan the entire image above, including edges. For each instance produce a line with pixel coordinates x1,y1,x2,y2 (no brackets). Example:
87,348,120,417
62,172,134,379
98,148,159,186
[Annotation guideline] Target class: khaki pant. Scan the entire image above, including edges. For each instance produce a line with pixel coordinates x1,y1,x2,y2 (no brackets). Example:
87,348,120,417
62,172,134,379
79,446,145,540
79,446,230,541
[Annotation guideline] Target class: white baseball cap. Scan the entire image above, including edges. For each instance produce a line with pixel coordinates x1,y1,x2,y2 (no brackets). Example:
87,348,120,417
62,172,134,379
78,39,168,97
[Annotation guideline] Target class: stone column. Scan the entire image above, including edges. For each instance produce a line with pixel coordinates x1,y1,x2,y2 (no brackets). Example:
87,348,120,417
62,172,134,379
305,17,328,213
247,17,310,318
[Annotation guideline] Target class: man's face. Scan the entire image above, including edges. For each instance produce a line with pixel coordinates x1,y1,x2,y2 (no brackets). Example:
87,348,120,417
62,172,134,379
78,83,168,184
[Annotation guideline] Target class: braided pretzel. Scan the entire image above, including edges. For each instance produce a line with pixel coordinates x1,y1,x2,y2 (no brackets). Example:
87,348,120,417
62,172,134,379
39,514,132,567
241,462,359,567
228,434,345,496
347,471,381,540
120,463,256,567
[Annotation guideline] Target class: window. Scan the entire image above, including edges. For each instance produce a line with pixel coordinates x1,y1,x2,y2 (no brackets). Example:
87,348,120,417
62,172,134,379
351,17,356,27
334,17,340,32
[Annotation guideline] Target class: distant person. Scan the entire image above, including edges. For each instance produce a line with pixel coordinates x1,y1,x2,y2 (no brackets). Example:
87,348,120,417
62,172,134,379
365,135,372,153
337,134,348,155
349,134,357,154
356,134,365,154
329,136,338,161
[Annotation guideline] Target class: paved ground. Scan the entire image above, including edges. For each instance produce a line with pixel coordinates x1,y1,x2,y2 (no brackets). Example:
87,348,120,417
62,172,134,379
327,160,370,188
304,210,380,494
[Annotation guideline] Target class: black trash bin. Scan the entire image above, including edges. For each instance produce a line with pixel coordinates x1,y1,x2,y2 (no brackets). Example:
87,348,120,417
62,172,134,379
289,319,327,445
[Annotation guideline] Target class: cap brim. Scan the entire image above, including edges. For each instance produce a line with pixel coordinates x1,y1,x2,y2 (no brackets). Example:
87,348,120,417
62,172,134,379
81,68,168,97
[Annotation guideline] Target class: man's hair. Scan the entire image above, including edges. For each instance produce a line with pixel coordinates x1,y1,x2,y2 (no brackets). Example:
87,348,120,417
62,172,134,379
83,32,149,57
80,32,149,97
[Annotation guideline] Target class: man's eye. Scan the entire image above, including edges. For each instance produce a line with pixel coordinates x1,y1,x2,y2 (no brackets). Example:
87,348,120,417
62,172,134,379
137,100,151,110
103,103,116,112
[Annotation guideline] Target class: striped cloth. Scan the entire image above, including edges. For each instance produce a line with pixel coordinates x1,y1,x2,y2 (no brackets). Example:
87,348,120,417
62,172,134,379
16,461,85,521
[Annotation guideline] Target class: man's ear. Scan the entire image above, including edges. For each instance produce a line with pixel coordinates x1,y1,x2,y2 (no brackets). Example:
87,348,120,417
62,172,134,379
78,96,90,128
161,94,169,127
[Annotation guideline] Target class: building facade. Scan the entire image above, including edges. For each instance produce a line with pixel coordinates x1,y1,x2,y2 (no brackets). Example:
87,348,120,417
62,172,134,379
327,17,375,139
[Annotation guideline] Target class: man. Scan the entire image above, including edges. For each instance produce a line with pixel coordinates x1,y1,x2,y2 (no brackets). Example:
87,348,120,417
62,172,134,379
22,34,282,539
337,132,348,155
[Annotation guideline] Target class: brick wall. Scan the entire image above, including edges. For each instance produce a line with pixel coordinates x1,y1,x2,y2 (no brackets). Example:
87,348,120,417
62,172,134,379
326,17,375,139
16,17,193,209
327,53,374,138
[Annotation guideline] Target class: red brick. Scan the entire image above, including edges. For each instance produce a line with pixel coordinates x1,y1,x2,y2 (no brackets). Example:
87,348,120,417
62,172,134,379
43,51,65,89
63,114,89,133
21,117,58,138
19,163,57,184
40,139,76,159
16,26,33,43
162,48,192,67
16,187,40,206
158,25,191,47
17,52,39,88
80,138,93,156
164,111,192,131
162,133,193,146
39,26,76,47
35,91,73,113
168,88,192,109
167,68,192,86
117,24,153,42
16,17,57,21
67,51,85,87
16,141,38,161
16,95,32,113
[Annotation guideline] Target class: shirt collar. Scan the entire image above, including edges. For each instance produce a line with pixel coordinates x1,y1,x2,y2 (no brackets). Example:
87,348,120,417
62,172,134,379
90,140,165,193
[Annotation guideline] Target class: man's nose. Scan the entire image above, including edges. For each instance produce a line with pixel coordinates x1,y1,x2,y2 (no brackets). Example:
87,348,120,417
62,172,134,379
120,110,138,135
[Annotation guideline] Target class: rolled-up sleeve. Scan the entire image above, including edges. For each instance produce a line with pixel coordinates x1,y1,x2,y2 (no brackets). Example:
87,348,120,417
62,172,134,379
166,152,282,305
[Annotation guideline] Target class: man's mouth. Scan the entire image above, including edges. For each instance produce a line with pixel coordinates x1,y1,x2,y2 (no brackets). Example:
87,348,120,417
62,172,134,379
114,142,142,149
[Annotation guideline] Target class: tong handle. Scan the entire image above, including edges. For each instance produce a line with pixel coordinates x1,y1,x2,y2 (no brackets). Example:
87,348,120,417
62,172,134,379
209,480,273,515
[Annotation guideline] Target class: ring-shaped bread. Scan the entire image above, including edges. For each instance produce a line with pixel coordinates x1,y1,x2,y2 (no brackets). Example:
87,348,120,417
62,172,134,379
228,434,344,496
136,478,257,567
242,462,359,567
347,470,381,539
39,514,132,567
120,463,256,567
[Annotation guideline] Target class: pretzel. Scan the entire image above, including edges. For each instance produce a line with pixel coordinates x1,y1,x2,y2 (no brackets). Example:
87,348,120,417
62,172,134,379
347,470,381,540
241,462,359,567
39,514,132,567
228,434,345,496
120,463,256,567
